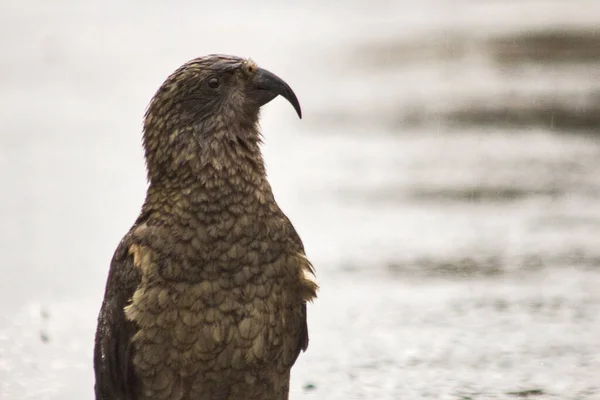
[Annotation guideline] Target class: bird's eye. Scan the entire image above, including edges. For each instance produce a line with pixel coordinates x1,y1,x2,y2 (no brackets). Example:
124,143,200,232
207,77,220,89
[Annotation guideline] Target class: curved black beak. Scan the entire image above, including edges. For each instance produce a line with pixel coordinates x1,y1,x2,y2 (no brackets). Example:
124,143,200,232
253,68,302,119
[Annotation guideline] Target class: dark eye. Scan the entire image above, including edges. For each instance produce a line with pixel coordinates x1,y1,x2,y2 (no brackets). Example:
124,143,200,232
207,77,220,89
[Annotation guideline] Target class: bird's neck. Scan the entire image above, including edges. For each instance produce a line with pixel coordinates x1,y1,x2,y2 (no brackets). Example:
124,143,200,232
141,127,272,220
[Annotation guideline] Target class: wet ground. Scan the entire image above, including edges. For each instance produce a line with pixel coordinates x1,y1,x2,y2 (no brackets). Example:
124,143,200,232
1,0,600,399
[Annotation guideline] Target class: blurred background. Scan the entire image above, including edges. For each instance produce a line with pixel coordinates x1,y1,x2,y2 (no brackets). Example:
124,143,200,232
1,0,600,399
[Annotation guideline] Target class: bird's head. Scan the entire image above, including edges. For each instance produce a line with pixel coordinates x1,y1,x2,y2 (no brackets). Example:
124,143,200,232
142,54,301,182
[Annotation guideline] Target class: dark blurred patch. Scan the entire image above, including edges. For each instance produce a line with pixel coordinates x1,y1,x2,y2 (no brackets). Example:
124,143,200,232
444,95,600,132
388,256,506,278
40,307,50,343
410,185,563,202
382,249,600,279
340,184,563,204
506,389,545,398
470,296,575,315
491,29,600,64
302,383,317,392
314,94,600,133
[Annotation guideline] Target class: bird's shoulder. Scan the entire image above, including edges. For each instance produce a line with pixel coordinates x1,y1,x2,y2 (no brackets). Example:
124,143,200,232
271,207,318,298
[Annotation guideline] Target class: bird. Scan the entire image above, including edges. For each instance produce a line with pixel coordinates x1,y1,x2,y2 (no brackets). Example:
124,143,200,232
93,54,318,400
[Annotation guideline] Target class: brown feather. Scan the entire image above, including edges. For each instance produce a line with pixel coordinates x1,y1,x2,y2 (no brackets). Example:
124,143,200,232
94,55,317,400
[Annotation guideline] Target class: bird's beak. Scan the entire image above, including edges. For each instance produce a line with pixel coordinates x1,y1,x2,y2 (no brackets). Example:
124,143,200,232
252,68,302,119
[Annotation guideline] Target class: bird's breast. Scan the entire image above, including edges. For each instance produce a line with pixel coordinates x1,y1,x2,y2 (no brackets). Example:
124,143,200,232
123,245,308,399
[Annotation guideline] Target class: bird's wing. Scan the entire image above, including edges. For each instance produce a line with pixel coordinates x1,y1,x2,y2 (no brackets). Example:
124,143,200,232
280,213,316,366
290,301,309,365
94,235,141,400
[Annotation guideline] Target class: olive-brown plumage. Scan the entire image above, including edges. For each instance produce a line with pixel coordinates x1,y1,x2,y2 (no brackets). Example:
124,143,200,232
94,55,318,400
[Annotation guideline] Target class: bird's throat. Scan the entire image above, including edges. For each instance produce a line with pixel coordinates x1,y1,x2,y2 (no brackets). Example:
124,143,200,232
142,129,272,223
